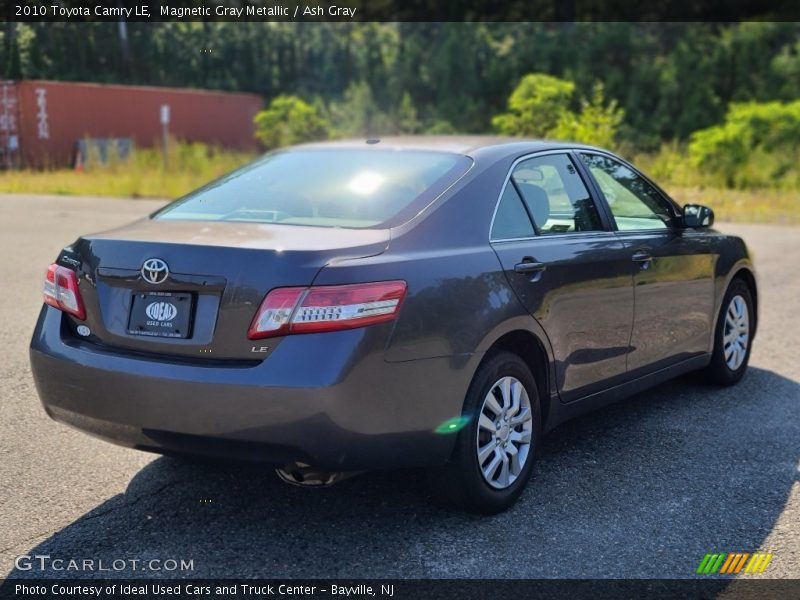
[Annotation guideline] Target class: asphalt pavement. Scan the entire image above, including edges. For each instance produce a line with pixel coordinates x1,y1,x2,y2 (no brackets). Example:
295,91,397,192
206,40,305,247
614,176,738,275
1,193,798,579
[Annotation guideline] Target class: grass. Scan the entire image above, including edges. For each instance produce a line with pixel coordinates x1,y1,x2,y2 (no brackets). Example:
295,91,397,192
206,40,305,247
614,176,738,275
0,141,797,224
667,187,799,225
0,141,255,199
632,143,799,224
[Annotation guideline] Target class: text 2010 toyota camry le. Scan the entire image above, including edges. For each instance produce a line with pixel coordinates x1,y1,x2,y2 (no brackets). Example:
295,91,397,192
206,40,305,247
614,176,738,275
30,137,757,513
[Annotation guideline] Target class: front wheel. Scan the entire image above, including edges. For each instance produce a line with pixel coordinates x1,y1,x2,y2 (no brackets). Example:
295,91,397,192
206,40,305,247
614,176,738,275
704,278,754,386
428,352,542,514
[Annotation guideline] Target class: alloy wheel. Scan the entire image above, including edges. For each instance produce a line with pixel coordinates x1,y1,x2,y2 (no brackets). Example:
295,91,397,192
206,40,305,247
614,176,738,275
476,376,534,489
723,294,750,371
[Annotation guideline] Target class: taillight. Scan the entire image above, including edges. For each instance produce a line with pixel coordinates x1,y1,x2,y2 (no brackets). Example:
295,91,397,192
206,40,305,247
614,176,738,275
43,264,86,320
248,281,407,340
247,287,305,339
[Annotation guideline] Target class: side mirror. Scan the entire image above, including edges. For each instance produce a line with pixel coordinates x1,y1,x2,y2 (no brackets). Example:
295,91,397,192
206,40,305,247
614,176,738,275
683,204,714,228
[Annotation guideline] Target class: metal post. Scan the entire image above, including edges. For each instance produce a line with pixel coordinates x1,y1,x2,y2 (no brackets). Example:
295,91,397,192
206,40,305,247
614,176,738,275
160,104,170,169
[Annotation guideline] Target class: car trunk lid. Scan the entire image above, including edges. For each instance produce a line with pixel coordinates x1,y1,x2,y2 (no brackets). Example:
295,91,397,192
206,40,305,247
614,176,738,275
61,219,390,361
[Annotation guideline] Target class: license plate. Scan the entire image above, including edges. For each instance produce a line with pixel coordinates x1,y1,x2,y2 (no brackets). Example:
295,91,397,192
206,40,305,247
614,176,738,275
127,292,193,339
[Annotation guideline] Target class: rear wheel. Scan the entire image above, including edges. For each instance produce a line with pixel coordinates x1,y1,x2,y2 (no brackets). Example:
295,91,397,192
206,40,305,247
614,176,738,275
704,278,754,385
429,352,541,514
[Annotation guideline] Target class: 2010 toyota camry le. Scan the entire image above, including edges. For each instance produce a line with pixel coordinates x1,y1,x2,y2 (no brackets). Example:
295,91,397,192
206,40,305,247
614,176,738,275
30,137,757,513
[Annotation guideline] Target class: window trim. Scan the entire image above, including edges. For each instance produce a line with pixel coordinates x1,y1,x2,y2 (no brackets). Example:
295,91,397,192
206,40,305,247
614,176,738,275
576,150,683,233
489,149,615,242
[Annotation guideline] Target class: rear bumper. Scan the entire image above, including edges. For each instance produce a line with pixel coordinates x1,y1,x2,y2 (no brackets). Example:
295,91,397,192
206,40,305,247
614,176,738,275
30,307,477,470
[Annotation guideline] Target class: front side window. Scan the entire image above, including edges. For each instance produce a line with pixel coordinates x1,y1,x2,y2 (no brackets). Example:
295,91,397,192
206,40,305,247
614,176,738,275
508,153,604,235
580,153,674,231
155,149,471,229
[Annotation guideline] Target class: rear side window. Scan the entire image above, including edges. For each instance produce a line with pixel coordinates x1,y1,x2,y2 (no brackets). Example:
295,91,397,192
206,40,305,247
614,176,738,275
512,154,603,234
492,153,604,239
155,149,471,229
491,185,536,240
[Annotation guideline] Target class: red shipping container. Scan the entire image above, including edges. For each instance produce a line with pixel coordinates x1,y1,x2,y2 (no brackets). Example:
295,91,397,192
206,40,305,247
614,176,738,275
5,80,263,167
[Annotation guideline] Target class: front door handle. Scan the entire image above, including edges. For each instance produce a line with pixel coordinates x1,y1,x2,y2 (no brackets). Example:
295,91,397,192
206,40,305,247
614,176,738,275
631,251,653,262
514,258,547,274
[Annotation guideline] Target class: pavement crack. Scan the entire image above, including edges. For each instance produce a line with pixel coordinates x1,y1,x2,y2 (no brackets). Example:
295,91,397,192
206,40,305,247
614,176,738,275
72,477,195,527
0,529,58,555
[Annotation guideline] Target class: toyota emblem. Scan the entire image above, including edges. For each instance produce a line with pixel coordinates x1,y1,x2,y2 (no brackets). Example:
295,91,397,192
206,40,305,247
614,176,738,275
141,258,169,284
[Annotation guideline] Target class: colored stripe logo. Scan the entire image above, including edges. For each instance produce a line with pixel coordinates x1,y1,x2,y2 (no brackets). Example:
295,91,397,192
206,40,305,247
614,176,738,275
696,552,773,574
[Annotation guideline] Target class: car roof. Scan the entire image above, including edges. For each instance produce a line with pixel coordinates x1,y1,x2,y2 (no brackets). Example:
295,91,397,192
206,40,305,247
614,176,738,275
296,136,602,159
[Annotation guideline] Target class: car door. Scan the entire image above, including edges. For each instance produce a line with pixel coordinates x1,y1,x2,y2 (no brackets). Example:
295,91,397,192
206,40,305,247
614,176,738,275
578,151,716,374
490,151,634,403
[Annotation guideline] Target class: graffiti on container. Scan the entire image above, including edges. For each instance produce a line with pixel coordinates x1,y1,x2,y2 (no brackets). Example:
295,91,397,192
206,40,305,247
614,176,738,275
0,86,16,134
36,88,49,140
0,81,19,167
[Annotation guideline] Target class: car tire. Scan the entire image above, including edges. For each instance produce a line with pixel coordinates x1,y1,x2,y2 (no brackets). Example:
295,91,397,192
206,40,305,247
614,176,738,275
704,278,754,386
428,351,542,514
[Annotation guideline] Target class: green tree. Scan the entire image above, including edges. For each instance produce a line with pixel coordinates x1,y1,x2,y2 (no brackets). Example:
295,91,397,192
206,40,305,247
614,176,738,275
493,74,624,147
395,92,421,133
771,40,800,100
689,100,800,187
425,120,457,134
4,33,22,79
551,83,624,148
328,81,392,137
492,73,575,137
253,95,331,149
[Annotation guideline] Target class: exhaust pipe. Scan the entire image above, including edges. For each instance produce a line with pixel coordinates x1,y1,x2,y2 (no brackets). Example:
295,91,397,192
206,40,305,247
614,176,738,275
275,461,362,487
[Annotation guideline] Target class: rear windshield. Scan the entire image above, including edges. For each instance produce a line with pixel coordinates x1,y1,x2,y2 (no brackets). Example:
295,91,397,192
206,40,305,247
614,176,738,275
154,149,471,229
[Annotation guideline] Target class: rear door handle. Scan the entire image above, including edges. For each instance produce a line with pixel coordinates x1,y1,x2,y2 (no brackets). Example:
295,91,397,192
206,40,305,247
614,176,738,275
514,258,547,274
631,251,652,262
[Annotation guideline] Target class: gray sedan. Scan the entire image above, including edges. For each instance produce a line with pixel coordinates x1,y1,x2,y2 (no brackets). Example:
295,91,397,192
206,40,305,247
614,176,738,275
30,137,757,513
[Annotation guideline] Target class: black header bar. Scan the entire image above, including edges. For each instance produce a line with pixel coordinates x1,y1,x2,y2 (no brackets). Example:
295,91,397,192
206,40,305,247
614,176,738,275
2,0,800,23
2,579,800,600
